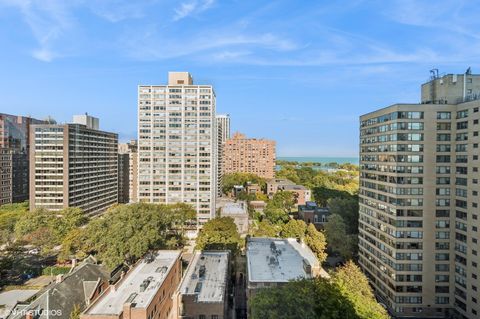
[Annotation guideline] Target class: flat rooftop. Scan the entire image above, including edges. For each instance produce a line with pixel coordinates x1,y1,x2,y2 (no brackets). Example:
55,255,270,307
221,202,247,216
179,251,229,303
247,237,319,283
85,251,181,315
282,184,308,191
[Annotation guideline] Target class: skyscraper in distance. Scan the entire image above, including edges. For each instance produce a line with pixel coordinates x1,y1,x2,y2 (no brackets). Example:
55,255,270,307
138,72,217,227
216,114,230,196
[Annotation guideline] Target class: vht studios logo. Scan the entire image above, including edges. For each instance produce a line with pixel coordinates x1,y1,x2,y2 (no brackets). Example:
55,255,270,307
9,309,63,317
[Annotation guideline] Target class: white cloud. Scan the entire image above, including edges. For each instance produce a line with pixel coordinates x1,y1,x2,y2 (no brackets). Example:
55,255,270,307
173,0,215,21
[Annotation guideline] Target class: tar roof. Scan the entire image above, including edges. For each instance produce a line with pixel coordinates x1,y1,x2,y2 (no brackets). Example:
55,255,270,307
179,251,229,303
247,237,319,283
86,251,180,315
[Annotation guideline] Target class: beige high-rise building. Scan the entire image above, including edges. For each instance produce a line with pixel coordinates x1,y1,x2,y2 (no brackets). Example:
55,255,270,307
216,114,230,196
138,72,217,226
216,114,230,143
30,115,118,215
223,132,276,179
118,140,138,203
359,69,480,319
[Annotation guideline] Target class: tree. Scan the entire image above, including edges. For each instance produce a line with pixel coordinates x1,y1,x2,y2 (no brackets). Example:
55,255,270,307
280,219,307,239
312,187,352,207
332,261,389,319
250,279,320,319
250,268,388,319
304,223,327,263
195,217,242,253
263,207,289,224
64,203,195,269
269,191,295,213
250,220,279,237
263,191,295,224
328,197,359,234
324,214,356,259
221,172,266,195
13,207,89,254
0,202,29,245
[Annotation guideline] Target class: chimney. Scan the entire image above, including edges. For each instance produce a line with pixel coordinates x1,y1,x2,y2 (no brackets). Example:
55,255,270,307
123,303,132,319
26,312,33,319
71,258,77,269
56,274,64,283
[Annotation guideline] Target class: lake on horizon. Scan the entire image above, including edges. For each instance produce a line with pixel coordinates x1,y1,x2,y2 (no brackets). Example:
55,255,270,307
277,156,359,165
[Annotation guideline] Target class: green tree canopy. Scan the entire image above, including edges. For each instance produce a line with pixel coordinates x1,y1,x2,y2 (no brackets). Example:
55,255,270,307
328,197,359,234
324,214,356,259
221,172,266,195
14,207,89,253
195,217,242,253
332,261,388,319
250,220,279,237
249,262,388,319
280,219,307,239
59,203,194,269
304,223,327,263
0,201,28,245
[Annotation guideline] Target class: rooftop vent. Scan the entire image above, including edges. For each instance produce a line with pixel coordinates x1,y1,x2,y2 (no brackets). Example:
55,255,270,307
140,278,152,292
199,265,206,278
126,293,137,303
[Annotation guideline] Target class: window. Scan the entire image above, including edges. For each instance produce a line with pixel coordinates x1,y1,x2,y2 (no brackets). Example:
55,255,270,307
457,110,468,119
437,112,451,119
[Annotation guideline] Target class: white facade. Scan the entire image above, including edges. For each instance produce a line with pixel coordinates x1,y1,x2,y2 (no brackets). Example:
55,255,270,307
138,72,217,226
216,114,230,143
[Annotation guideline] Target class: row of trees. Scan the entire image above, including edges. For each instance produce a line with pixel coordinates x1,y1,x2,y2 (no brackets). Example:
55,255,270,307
250,261,388,319
59,203,195,269
0,202,29,246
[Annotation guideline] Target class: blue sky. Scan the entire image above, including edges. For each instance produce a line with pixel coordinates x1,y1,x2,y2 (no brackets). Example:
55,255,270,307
0,0,479,156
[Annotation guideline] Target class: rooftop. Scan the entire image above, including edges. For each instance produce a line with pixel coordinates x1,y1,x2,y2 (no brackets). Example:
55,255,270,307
281,184,308,191
179,251,229,303
85,251,181,315
267,178,295,185
247,237,319,283
219,201,247,216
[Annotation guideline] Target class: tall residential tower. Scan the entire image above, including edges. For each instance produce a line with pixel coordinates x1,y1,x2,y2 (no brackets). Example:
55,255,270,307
359,69,480,319
30,114,118,215
216,114,230,196
138,72,217,226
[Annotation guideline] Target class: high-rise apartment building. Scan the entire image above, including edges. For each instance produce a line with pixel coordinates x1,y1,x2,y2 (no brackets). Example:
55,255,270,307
359,69,480,319
0,113,45,205
0,148,12,205
216,114,230,143
138,72,217,225
118,152,129,204
223,132,276,179
119,140,138,203
216,114,230,197
30,115,118,215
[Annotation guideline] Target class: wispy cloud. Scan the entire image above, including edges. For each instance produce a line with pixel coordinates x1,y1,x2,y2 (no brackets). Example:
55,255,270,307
0,0,74,61
173,0,215,21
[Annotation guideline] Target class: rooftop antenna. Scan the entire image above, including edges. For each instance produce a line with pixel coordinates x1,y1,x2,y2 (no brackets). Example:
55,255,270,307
430,68,439,80
466,67,472,75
